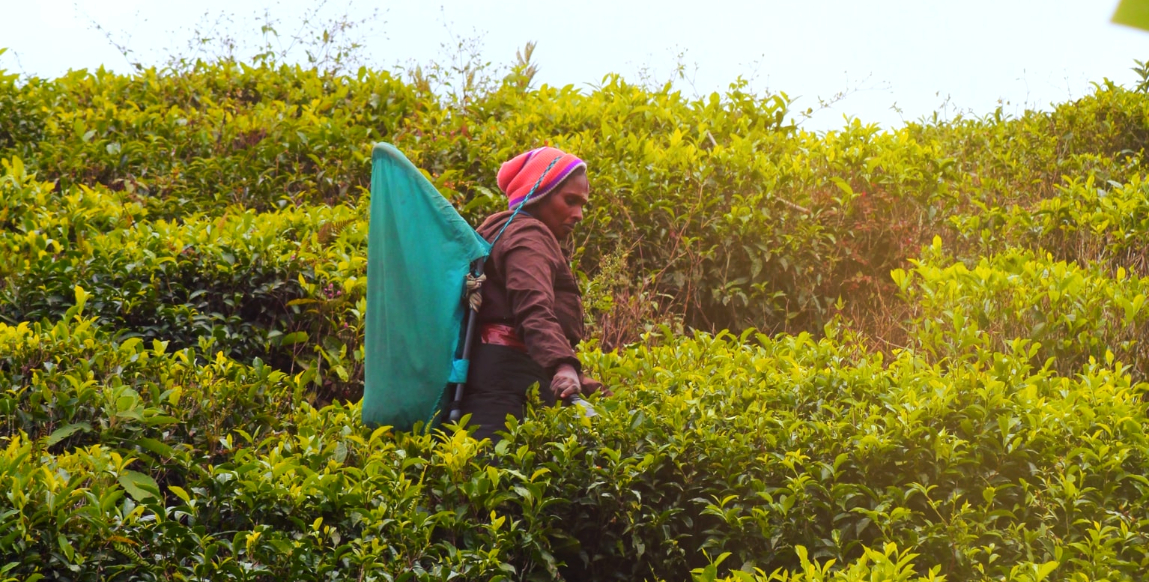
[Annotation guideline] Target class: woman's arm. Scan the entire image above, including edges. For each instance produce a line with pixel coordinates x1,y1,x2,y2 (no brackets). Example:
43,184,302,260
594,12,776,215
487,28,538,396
498,225,582,378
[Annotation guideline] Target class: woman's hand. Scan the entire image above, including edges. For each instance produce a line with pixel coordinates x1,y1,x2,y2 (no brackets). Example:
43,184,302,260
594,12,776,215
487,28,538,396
552,364,582,400
579,373,612,397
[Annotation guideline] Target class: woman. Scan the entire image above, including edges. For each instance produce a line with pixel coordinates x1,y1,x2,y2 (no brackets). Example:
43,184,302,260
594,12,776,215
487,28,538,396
459,146,608,441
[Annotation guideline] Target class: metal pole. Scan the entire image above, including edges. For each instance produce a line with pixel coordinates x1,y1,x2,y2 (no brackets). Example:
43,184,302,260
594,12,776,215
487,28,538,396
448,259,485,422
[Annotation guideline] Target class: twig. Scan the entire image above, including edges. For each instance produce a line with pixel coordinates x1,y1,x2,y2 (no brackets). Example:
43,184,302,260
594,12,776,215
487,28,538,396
774,195,810,215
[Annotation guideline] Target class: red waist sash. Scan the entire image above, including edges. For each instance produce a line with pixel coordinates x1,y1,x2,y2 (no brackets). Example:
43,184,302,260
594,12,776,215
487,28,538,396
479,323,528,353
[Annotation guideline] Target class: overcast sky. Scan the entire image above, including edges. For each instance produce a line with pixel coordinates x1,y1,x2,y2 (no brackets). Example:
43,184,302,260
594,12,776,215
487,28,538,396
2,0,1146,131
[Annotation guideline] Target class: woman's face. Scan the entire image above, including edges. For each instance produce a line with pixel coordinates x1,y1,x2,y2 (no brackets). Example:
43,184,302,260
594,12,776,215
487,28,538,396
534,172,589,241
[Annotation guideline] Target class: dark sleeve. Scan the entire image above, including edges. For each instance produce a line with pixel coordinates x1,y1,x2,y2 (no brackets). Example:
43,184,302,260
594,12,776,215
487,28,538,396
496,225,582,375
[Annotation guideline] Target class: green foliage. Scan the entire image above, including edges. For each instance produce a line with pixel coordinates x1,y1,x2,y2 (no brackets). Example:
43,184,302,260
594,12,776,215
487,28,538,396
0,59,948,337
5,51,1149,580
0,155,368,400
5,320,1149,580
3,62,416,215
895,239,1149,375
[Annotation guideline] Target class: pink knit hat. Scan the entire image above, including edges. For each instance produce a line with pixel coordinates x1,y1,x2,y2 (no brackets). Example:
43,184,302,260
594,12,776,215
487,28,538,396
497,147,586,209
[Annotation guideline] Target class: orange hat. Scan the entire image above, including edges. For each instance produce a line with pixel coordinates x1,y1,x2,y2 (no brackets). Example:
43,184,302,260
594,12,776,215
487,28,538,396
498,147,586,209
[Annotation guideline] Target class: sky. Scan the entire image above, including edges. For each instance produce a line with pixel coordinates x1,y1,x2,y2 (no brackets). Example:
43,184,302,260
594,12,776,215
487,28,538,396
1,0,1147,132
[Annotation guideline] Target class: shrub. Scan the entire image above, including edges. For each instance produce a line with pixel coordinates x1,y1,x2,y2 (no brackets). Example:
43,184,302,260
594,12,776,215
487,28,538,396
894,238,1149,379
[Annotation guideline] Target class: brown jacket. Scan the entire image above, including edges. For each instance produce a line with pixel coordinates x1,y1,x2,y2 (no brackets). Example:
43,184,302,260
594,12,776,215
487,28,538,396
476,210,585,375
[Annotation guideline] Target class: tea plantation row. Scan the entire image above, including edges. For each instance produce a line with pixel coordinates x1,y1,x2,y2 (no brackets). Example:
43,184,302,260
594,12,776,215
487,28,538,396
4,61,1148,342
8,308,1148,580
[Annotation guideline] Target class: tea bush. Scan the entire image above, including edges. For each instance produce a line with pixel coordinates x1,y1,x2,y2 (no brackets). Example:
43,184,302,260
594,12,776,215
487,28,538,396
5,318,1149,580
5,51,1149,580
0,156,369,399
894,238,1149,379
6,59,1149,339
3,63,417,214
0,61,971,337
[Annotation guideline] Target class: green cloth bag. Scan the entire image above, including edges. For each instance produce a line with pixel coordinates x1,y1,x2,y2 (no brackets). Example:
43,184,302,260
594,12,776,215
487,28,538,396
362,143,491,430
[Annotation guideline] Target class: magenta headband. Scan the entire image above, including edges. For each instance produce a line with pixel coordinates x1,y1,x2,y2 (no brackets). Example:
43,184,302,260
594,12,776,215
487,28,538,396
506,159,585,208
497,147,587,209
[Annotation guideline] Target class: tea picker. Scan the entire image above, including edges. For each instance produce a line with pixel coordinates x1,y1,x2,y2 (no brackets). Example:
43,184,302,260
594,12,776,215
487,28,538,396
362,144,593,431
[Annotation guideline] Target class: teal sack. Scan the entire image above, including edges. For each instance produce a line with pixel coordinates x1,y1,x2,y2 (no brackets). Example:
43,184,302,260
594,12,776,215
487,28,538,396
362,143,491,430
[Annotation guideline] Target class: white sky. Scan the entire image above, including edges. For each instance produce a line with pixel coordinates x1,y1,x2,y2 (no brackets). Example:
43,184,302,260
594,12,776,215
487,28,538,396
1,0,1147,131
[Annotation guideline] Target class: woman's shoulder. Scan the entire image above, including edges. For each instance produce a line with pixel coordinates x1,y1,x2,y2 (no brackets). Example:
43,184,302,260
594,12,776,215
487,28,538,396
508,215,559,244
475,210,512,238
484,213,561,257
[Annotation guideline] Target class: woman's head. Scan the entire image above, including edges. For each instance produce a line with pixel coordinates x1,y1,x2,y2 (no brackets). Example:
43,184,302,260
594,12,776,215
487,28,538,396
497,147,586,208
497,146,589,240
532,167,588,241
